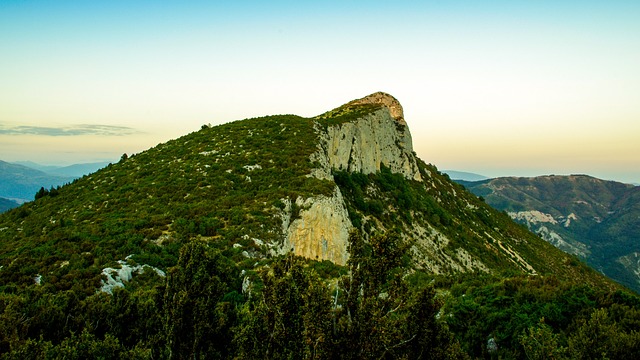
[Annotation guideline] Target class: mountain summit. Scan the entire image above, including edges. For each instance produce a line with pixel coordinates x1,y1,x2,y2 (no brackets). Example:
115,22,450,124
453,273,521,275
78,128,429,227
346,91,406,124
0,92,634,358
0,92,610,287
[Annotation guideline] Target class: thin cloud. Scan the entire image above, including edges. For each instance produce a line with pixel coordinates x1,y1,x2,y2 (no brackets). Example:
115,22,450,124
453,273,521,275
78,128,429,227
0,124,141,136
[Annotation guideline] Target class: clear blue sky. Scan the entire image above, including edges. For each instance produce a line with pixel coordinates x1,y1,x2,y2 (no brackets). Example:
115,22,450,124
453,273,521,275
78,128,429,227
1,1,639,183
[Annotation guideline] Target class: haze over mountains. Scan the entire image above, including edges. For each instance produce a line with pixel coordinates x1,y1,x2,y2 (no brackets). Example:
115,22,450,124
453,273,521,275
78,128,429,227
12,161,112,178
0,160,110,209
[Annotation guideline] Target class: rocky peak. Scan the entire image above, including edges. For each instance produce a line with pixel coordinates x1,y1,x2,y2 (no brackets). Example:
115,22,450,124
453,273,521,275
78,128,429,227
284,93,421,264
311,92,421,181
347,92,406,125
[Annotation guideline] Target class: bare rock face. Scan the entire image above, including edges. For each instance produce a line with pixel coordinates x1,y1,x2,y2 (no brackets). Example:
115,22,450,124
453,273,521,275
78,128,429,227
281,92,421,264
279,186,352,265
311,92,422,182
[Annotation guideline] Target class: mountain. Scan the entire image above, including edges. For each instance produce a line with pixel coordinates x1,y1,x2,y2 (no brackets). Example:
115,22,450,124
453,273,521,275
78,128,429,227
13,160,111,178
0,160,75,202
0,160,107,208
460,175,640,292
11,161,62,174
0,92,597,284
443,170,489,182
0,93,636,358
0,197,19,212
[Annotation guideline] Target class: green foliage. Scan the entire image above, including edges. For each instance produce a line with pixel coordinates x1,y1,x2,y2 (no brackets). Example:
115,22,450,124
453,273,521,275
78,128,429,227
331,230,466,359
443,274,640,358
163,240,237,358
520,320,567,360
315,103,382,129
234,254,334,359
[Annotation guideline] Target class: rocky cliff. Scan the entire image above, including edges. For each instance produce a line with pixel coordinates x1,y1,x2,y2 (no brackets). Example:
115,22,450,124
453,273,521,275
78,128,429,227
279,186,352,265
283,92,421,264
310,92,422,181
280,93,544,277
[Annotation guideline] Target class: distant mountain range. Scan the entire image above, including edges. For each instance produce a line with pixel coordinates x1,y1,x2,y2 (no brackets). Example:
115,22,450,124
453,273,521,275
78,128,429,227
459,175,640,293
12,160,111,178
0,197,20,212
0,160,110,208
442,170,488,182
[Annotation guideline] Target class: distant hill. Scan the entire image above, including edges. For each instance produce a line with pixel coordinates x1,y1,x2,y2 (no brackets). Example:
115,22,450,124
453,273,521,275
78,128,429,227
460,175,640,293
0,160,75,202
0,160,110,207
0,197,19,212
442,170,488,181
13,160,111,177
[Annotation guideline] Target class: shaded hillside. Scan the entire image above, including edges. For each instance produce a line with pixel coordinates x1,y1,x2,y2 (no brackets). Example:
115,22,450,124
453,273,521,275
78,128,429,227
13,161,111,178
0,93,636,358
0,198,19,213
460,175,640,293
0,160,75,202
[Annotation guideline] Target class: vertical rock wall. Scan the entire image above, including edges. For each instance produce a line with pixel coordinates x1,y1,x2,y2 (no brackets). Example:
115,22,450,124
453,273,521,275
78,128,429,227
281,186,352,266
310,106,422,181
282,92,422,264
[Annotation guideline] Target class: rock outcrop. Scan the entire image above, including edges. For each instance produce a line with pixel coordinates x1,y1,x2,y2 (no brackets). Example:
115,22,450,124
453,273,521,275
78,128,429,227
310,92,422,181
279,186,352,265
281,92,424,264
347,91,406,125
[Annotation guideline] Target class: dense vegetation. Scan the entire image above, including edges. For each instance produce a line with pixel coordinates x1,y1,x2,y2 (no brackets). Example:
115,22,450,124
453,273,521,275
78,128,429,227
1,100,639,358
0,114,334,295
0,232,467,359
1,232,639,358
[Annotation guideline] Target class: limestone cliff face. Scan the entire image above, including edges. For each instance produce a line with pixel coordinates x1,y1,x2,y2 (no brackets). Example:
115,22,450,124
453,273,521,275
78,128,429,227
279,186,352,265
311,92,422,182
280,92,423,264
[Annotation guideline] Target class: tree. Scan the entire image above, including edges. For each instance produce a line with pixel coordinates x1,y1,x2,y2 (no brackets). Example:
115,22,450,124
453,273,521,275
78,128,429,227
163,239,236,359
334,230,466,359
234,254,334,359
35,187,48,200
520,320,567,360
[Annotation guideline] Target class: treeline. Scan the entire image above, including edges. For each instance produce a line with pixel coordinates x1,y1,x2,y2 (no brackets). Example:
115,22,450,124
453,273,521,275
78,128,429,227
0,231,465,359
2,231,640,358
442,274,640,358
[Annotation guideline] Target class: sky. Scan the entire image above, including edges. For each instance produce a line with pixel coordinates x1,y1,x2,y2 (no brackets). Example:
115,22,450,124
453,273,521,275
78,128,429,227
1,0,639,183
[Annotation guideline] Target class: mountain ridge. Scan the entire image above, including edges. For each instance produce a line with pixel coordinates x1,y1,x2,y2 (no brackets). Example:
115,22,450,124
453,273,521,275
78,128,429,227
0,160,75,202
460,174,640,292
0,93,635,358
0,93,615,290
